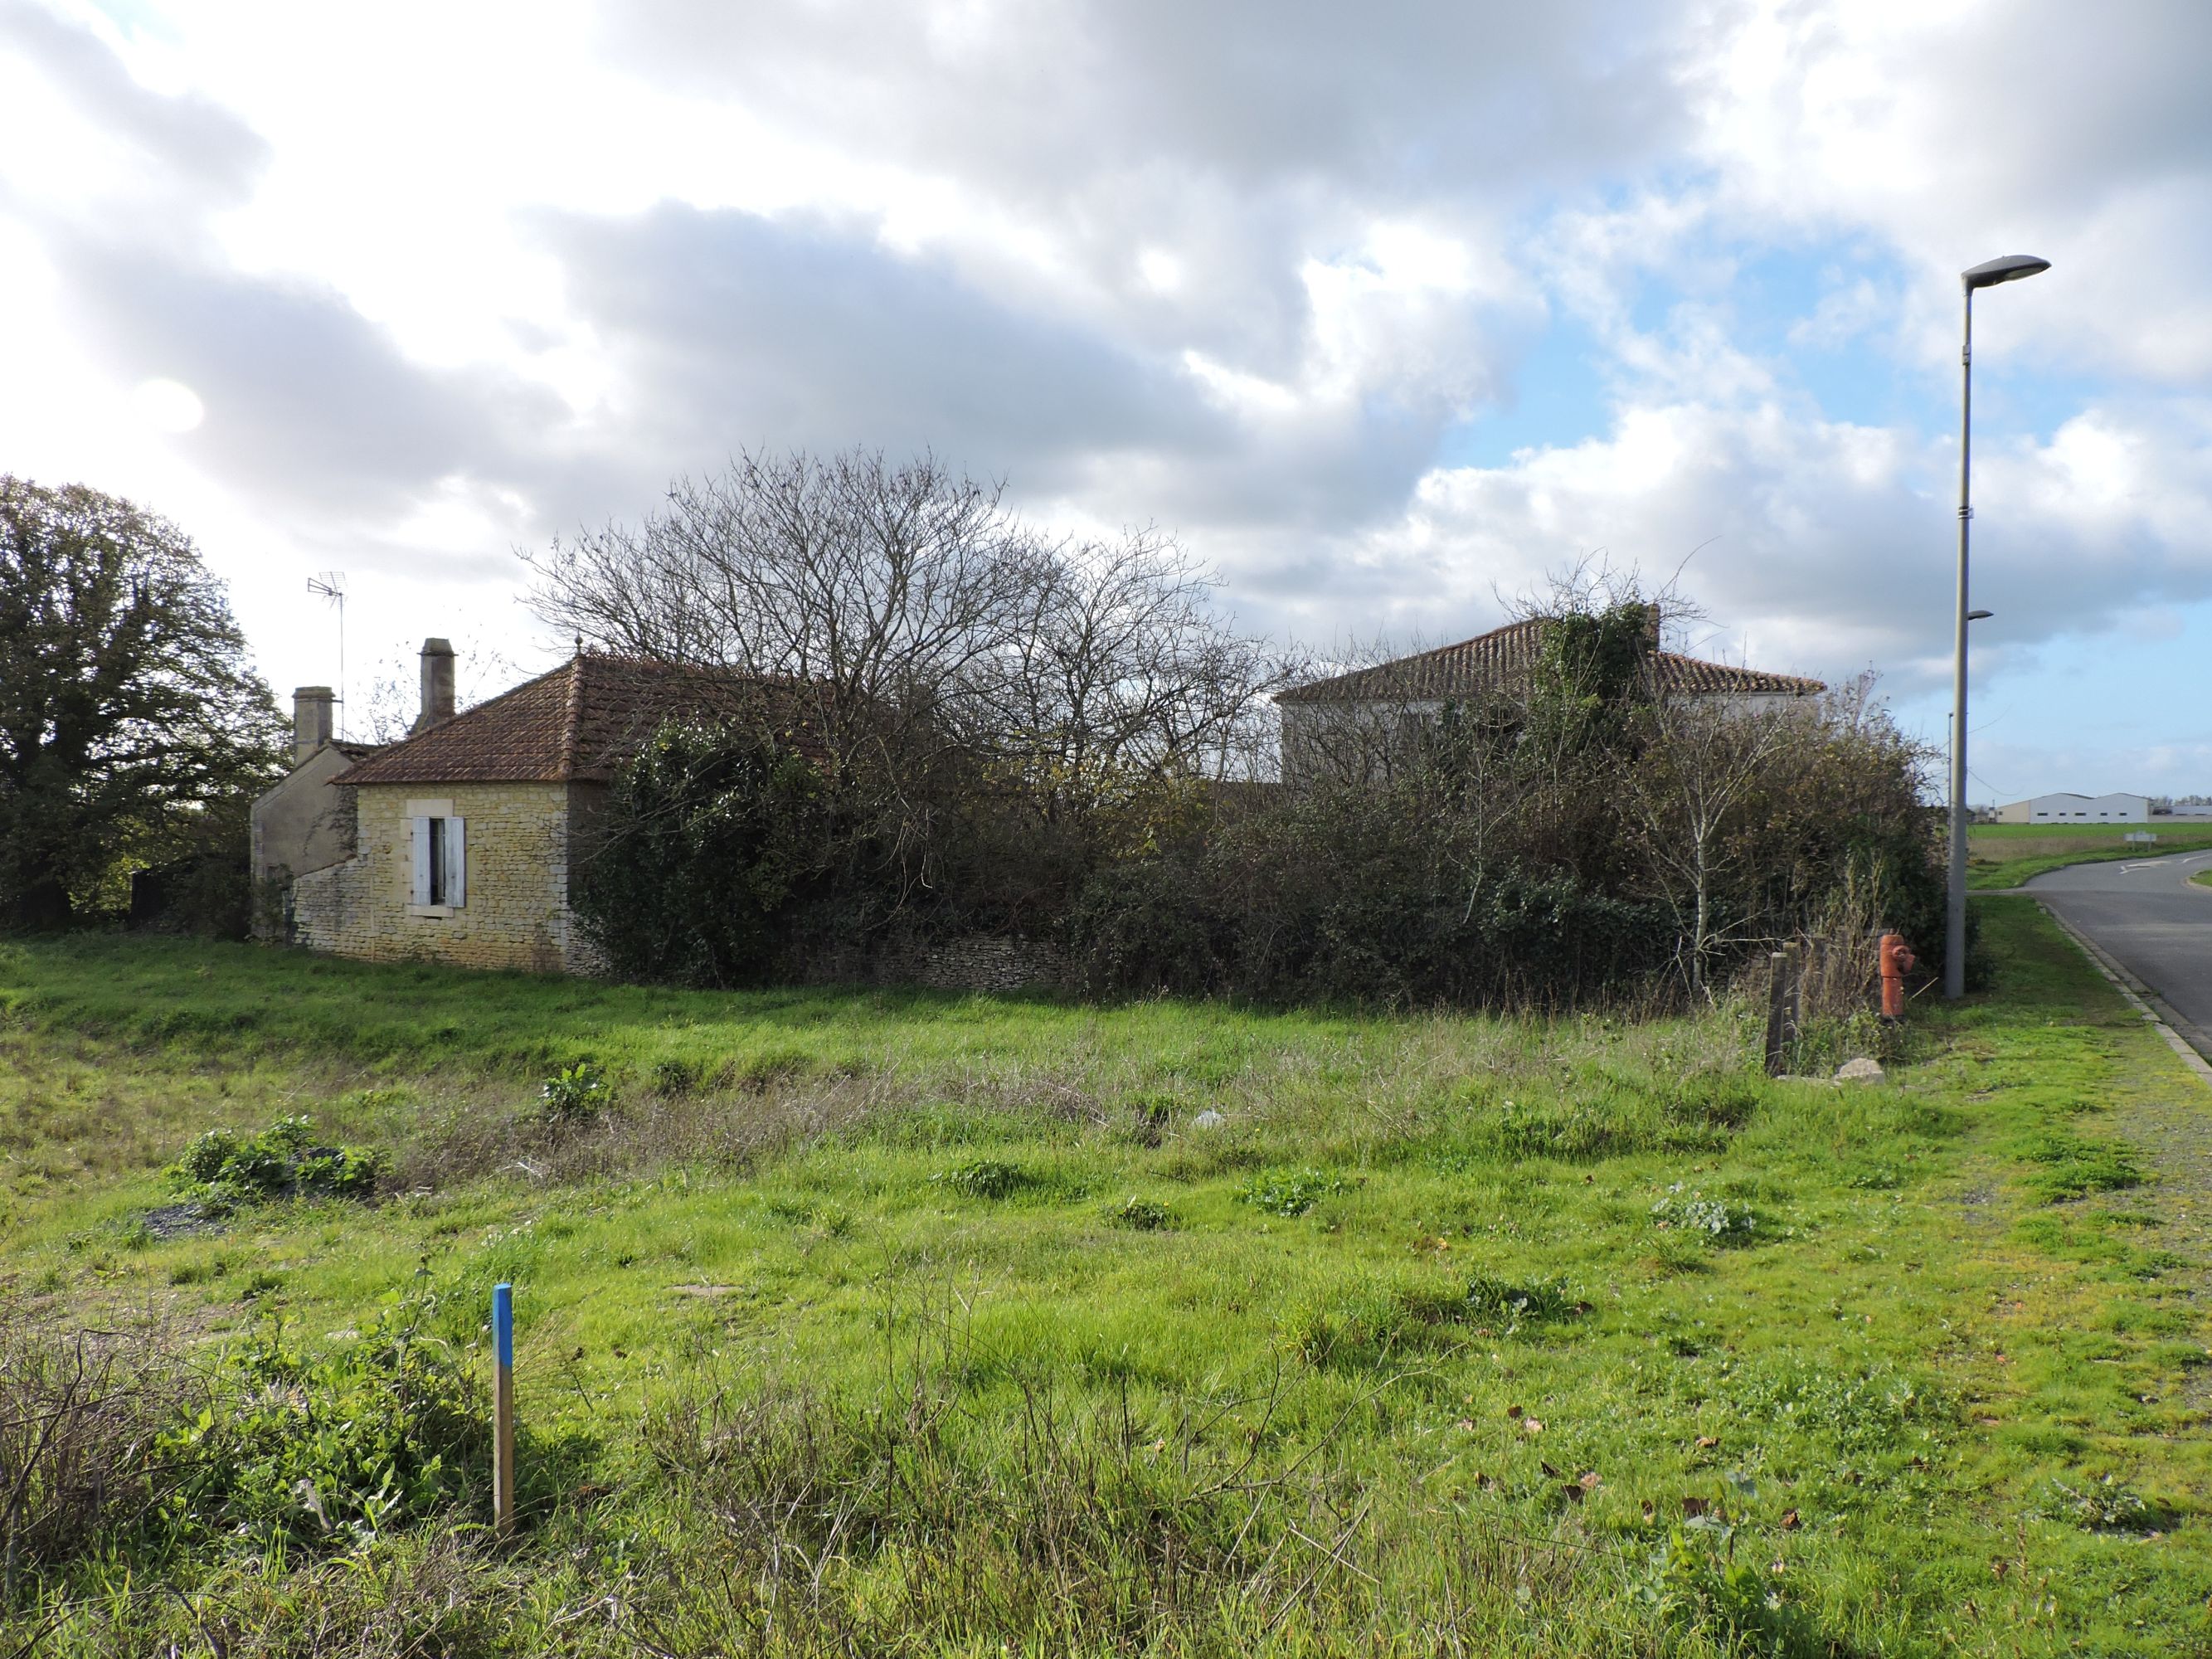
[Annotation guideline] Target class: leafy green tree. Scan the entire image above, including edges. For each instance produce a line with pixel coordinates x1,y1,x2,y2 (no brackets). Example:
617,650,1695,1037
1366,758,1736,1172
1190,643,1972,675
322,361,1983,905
0,478,285,929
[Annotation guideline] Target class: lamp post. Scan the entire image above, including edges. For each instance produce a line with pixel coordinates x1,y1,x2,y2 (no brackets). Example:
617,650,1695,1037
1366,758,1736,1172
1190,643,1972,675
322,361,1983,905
1947,254,2049,1000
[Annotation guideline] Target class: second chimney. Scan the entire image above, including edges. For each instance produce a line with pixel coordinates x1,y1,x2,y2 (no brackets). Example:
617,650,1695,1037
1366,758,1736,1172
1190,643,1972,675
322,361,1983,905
292,686,336,763
414,638,456,733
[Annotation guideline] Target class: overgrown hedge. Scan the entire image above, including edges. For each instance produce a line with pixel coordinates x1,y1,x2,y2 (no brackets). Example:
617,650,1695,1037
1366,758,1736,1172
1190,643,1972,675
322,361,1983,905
571,721,834,986
567,600,1947,1007
1069,853,1671,1005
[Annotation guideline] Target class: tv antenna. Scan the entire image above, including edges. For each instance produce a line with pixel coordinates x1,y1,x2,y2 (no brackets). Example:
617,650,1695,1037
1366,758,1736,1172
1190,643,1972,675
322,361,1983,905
307,572,348,738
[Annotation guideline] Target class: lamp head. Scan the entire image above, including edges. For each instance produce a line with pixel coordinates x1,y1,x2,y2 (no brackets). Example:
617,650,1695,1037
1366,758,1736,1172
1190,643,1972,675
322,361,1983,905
1967,609,1994,621
1962,255,2051,290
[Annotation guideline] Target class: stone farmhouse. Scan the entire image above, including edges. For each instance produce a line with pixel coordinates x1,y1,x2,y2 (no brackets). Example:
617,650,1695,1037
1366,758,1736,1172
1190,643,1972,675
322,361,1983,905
250,639,776,974
1276,615,1825,782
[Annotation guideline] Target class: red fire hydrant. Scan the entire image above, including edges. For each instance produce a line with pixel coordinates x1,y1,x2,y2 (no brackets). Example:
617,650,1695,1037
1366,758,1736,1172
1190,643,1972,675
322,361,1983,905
1879,933,1916,1019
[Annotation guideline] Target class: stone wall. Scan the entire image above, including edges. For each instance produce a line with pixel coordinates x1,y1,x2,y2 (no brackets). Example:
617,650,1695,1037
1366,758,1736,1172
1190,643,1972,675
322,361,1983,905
293,781,605,974
800,932,1080,995
248,746,362,940
904,935,1079,995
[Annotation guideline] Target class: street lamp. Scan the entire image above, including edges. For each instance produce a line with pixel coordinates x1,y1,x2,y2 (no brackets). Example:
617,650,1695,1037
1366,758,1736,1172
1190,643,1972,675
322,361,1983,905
1946,255,2049,1000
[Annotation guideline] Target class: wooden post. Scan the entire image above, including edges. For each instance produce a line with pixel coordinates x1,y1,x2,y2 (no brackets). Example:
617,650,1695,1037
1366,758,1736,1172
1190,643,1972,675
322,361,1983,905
493,1282,515,1536
1782,941,1804,1058
1763,951,1790,1076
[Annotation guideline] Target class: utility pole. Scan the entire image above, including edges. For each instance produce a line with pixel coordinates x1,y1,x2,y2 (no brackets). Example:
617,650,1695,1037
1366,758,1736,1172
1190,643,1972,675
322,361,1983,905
1947,255,2049,1000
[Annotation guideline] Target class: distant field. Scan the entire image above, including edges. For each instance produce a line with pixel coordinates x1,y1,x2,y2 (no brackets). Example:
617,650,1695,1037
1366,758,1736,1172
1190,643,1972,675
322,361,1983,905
2,917,2209,1654
1967,822,2212,889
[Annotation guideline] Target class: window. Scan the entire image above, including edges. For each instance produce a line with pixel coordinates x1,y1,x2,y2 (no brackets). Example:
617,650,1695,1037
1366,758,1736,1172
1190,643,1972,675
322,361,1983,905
410,811,466,911
427,817,449,902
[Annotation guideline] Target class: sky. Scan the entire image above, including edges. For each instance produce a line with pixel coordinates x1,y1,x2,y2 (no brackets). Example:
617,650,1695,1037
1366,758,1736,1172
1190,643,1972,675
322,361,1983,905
2,0,2209,800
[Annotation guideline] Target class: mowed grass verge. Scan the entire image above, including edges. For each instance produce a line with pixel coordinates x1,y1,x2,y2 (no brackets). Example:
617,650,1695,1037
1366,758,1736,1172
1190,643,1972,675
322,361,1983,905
1,906,2208,1656
1967,821,2212,889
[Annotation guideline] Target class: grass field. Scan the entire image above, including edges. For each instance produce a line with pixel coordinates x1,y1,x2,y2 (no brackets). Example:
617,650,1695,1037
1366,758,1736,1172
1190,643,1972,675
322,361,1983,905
1966,821,2212,889
2,911,2209,1655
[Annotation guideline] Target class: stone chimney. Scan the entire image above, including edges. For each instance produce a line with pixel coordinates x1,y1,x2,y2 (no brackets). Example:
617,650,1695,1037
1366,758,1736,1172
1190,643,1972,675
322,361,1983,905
413,637,456,733
292,686,336,762
1642,601,1663,652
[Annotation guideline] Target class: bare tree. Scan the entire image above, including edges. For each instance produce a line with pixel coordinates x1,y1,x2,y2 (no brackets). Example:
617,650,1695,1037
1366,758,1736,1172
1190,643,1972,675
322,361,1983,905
521,449,1291,912
980,528,1291,819
1623,698,1805,992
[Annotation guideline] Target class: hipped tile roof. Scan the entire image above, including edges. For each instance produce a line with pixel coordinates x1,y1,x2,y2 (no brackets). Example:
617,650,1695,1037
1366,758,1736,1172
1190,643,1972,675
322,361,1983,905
338,654,808,786
1274,619,1825,706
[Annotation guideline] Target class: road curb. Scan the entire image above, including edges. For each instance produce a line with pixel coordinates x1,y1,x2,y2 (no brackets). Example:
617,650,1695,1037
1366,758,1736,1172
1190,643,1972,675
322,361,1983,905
2039,902,2212,1092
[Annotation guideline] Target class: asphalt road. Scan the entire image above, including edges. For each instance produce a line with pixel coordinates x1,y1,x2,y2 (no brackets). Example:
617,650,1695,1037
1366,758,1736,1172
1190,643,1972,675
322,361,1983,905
2028,848,2212,1056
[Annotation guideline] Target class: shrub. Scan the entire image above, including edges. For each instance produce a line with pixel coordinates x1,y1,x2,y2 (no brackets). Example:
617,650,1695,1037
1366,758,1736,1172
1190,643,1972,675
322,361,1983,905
1290,1272,1574,1369
571,719,834,986
1071,839,1675,1010
1463,1274,1579,1326
1721,1362,1947,1460
933,1160,1029,1199
158,1290,484,1549
1237,1168,1354,1218
1065,858,1226,995
0,1288,482,1576
2032,1473,2169,1532
651,1058,702,1097
1642,1518,1821,1655
0,1315,189,1577
538,1062,611,1123
169,1117,385,1215
1107,1197,1174,1231
1651,1189,1759,1244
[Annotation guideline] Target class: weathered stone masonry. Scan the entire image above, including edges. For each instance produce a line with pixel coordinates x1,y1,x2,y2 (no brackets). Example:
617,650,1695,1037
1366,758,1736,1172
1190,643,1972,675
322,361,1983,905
293,781,604,974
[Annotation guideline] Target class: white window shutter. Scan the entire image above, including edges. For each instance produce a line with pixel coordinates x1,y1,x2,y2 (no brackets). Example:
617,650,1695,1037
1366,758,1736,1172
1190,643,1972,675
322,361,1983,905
445,816,466,907
411,816,432,905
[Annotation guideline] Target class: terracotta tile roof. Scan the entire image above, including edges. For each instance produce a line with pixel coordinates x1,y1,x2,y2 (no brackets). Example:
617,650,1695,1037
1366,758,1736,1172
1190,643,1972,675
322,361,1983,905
338,654,809,786
1274,619,1825,706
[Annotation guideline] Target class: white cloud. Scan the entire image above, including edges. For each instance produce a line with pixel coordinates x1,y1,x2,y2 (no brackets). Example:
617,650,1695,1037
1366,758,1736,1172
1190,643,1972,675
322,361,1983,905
2,0,2210,788
130,377,204,433
1331,392,2212,697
